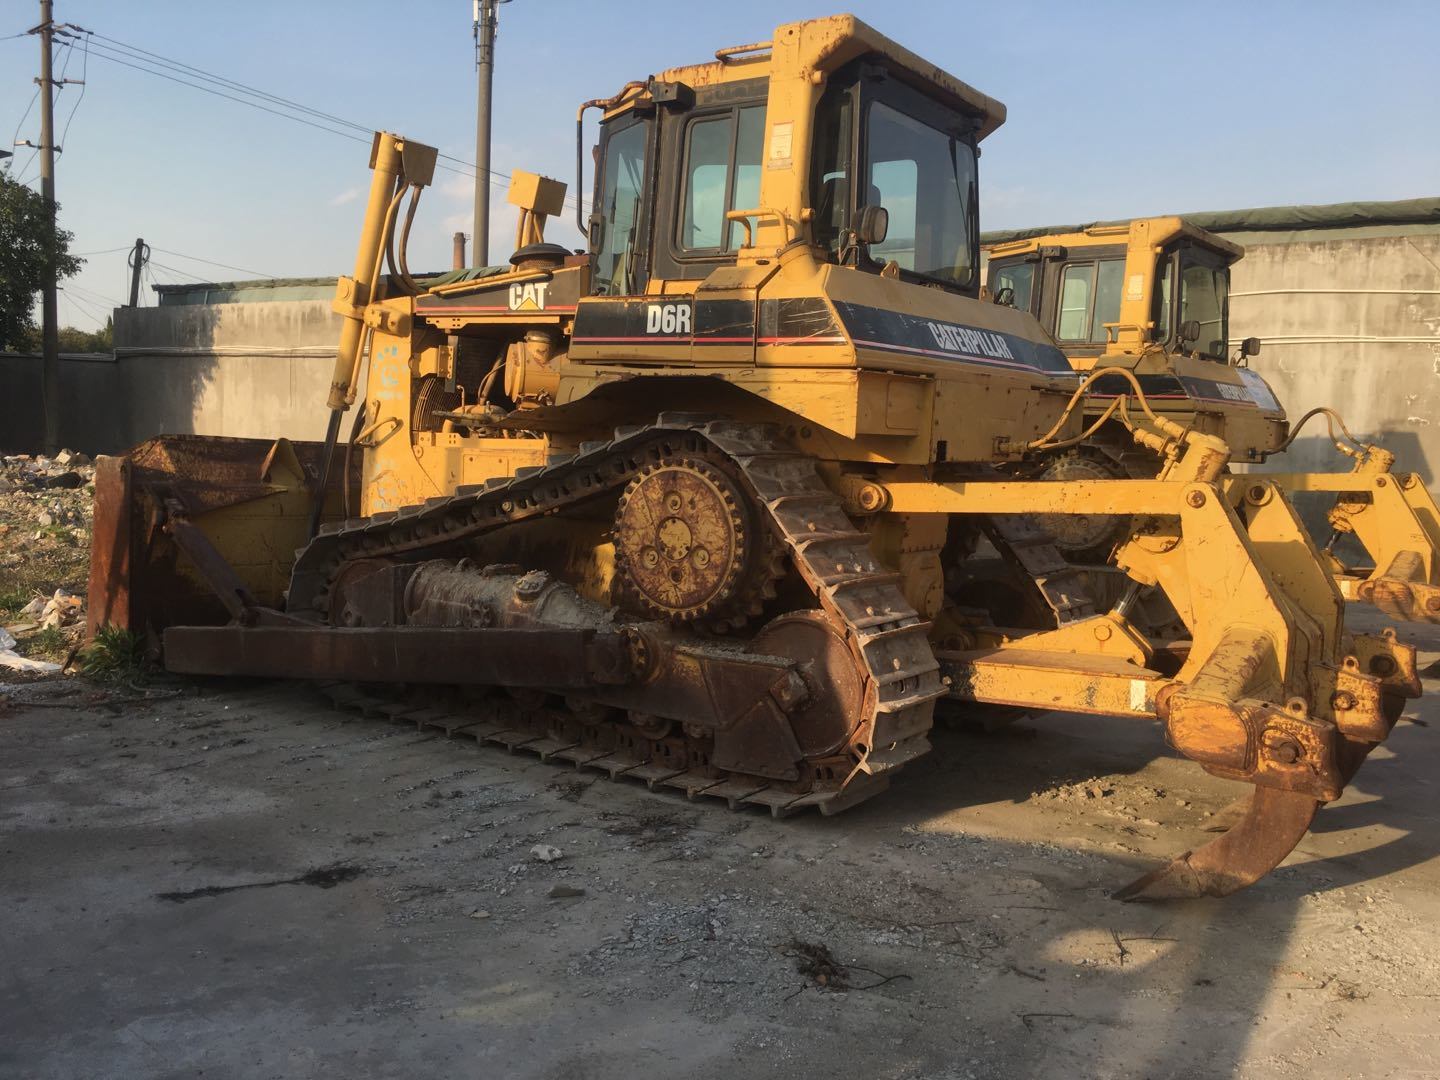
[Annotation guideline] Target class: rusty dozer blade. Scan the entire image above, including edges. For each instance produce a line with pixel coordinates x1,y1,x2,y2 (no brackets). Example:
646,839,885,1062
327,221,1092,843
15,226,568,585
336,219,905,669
1112,786,1319,900
87,434,356,639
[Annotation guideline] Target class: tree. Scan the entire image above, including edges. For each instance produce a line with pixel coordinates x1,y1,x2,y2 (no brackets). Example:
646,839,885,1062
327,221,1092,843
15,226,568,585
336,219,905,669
14,317,114,354
0,171,81,352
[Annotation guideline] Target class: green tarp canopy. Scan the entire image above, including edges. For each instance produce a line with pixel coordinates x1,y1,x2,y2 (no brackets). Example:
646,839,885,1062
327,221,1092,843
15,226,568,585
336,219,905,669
981,196,1440,246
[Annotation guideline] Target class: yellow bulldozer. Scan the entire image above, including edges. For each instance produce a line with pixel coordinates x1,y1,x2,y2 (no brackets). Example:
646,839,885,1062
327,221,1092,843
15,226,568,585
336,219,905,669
985,218,1440,623
88,16,1422,900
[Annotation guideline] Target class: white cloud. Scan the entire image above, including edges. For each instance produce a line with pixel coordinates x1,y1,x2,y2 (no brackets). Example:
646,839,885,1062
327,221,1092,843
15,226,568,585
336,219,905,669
439,174,475,200
329,187,361,207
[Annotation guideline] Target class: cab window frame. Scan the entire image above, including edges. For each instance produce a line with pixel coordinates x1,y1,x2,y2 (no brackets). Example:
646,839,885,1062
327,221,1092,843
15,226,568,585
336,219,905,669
855,72,982,297
589,112,654,296
671,100,768,263
986,256,1039,316
1153,243,1232,362
1052,256,1125,345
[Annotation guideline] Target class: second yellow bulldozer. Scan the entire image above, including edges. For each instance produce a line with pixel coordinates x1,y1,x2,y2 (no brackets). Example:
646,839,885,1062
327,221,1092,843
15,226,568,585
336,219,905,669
985,217,1440,624
91,16,1422,899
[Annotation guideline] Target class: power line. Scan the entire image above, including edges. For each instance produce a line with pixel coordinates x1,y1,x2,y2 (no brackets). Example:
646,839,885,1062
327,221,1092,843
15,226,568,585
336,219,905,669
77,30,588,214
148,259,215,284
72,245,131,256
59,288,110,324
13,148,40,185
8,87,39,165
56,29,87,149
150,246,275,279
83,43,375,148
88,30,372,137
65,279,125,307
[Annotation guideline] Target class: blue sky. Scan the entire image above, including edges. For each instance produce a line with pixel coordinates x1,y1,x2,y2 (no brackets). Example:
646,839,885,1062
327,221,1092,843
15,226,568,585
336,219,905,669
4,0,1438,330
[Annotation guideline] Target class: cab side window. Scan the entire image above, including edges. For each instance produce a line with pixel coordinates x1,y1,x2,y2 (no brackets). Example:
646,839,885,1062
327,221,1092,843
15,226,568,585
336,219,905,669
991,262,1034,312
677,104,767,254
593,121,649,295
1057,258,1124,343
1057,264,1093,340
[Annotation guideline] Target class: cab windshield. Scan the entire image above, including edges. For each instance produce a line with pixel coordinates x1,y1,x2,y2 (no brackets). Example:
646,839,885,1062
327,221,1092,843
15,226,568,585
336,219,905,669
865,101,978,288
811,73,981,293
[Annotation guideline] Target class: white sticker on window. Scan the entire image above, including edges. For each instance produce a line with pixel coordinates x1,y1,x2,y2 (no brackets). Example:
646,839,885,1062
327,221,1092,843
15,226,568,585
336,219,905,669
1125,273,1145,302
767,121,793,170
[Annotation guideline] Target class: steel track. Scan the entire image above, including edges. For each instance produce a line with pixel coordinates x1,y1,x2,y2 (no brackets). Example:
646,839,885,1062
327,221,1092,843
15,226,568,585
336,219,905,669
289,416,946,815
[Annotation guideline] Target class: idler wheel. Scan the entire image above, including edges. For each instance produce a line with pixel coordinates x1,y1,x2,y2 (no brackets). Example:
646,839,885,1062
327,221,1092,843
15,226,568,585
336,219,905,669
1035,450,1131,561
749,611,865,759
613,456,775,626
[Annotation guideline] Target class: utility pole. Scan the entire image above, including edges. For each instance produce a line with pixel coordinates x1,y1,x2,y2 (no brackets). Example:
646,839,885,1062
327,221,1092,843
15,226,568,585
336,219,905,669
127,238,150,306
472,0,509,267
36,0,60,454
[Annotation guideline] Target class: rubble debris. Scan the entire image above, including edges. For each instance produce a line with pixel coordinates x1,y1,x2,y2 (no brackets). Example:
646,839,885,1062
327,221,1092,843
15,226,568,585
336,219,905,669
1,451,94,672
530,843,564,863
781,938,850,989
548,885,586,899
0,626,61,673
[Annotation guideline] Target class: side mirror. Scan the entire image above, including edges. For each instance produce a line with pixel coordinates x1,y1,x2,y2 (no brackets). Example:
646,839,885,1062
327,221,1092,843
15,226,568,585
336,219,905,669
993,286,1015,307
854,204,889,247
1179,319,1201,345
1241,336,1262,357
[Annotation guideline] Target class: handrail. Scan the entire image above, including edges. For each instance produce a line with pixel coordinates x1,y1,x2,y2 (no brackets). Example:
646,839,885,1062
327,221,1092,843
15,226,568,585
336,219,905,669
724,207,791,249
715,40,772,62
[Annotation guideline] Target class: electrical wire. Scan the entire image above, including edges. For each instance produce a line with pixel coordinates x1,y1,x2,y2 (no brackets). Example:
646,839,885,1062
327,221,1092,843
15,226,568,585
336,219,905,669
84,43,375,148
150,247,275,279
78,31,588,214
148,259,216,284
9,87,39,163
56,30,88,150
12,148,40,185
88,30,372,136
59,289,110,324
65,280,125,307
72,246,131,256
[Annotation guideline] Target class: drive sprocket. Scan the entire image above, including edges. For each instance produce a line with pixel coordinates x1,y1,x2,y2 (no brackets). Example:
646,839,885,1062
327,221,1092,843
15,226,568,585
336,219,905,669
612,454,780,628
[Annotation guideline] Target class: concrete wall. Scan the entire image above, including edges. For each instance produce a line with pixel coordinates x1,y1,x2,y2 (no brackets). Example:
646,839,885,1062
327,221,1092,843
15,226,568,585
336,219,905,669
1226,227,1440,485
0,300,343,454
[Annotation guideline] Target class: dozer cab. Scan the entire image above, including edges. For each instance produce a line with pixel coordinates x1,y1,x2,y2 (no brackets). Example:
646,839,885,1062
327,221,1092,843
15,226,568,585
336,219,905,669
91,16,1421,899
986,218,1440,623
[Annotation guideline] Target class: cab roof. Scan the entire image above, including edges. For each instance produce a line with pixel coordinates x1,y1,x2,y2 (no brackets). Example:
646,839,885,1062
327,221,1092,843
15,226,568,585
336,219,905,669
603,14,1006,141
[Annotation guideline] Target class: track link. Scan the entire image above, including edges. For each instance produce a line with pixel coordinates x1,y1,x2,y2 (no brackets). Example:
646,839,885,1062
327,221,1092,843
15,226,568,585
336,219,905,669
318,681,889,818
290,417,946,814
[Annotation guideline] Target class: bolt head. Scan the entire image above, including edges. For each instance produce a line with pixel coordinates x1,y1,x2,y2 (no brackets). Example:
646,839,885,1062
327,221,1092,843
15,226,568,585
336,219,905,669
1186,490,1207,508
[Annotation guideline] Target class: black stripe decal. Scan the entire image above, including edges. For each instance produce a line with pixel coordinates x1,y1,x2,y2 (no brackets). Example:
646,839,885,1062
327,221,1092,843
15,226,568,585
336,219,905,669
832,301,1074,375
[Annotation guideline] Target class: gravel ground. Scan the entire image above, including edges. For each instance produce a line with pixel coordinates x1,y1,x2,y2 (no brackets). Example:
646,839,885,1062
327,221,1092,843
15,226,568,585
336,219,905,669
2,612,1438,1079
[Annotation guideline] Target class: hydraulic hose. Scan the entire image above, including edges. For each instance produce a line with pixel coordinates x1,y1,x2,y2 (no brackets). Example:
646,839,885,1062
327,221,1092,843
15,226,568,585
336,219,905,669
1014,365,1182,453
1277,406,1368,458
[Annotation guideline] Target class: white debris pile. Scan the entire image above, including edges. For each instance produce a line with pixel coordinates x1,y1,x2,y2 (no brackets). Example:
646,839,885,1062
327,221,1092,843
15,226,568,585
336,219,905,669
0,626,62,674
